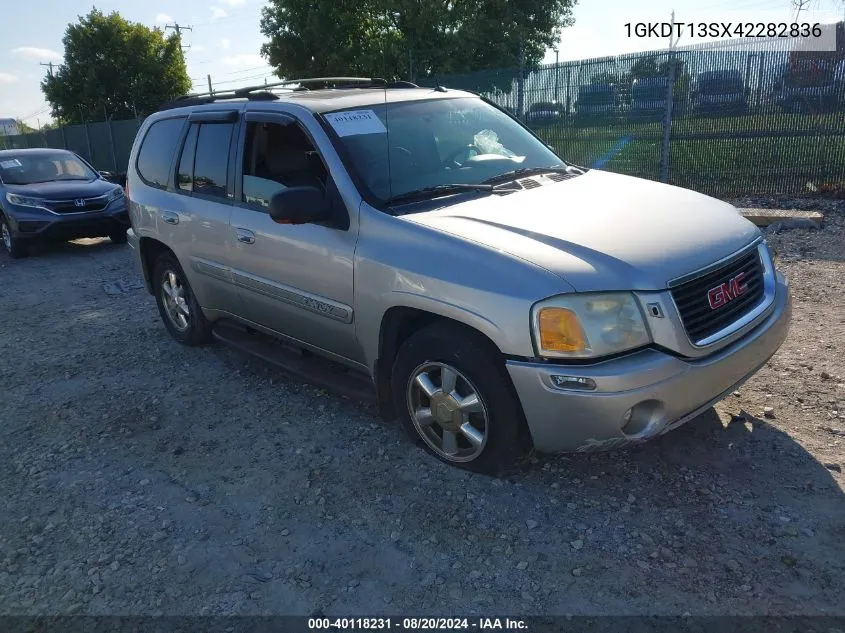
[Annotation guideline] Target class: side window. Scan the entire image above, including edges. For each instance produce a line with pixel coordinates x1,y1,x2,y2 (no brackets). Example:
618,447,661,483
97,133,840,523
177,124,199,192
241,120,328,210
136,117,186,188
193,123,234,199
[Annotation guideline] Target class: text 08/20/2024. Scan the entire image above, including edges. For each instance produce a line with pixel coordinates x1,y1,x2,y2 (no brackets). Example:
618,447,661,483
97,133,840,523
307,618,528,631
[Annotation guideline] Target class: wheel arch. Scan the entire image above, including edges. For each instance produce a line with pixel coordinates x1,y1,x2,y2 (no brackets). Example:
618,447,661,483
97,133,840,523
138,236,175,295
374,303,508,422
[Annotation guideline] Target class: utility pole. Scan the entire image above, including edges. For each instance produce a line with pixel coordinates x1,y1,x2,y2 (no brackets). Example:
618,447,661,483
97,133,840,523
40,61,55,77
165,23,192,53
659,10,678,184
554,47,560,103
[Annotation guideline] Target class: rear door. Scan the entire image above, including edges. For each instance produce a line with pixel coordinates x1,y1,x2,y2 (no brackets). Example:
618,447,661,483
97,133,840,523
227,110,362,364
165,110,243,315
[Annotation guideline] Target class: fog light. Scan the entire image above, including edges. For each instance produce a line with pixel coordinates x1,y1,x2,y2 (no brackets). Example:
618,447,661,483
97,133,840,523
550,375,597,391
621,400,665,437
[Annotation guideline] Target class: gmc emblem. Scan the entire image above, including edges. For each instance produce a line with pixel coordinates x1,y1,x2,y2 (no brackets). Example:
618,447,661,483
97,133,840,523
707,272,747,310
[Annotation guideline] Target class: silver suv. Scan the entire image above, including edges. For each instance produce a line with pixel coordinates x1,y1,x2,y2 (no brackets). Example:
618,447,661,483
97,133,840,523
126,77,791,473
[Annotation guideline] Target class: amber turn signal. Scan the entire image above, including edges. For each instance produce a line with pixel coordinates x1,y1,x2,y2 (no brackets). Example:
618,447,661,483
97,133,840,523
537,307,589,353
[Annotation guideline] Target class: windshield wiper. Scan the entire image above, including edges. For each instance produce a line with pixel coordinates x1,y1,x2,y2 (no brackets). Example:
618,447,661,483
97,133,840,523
384,183,495,206
481,165,577,185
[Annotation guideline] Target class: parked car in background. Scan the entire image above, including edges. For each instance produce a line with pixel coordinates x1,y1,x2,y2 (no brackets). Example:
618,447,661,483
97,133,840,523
691,69,748,116
126,77,791,473
775,23,845,113
629,76,670,121
574,83,621,124
525,101,564,125
0,148,128,258
775,59,840,113
832,58,845,108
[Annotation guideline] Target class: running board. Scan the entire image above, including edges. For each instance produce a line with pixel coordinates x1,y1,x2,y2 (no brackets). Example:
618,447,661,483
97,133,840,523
211,321,377,404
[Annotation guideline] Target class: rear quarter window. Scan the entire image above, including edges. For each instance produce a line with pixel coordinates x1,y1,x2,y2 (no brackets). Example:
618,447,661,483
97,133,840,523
136,117,186,188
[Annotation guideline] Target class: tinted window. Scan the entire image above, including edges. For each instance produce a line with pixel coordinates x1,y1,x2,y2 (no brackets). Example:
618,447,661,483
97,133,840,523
194,123,233,199
137,117,186,188
241,121,328,210
177,124,199,192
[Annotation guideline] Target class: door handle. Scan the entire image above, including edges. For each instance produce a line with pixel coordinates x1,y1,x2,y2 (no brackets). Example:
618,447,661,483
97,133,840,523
235,228,255,244
161,211,179,225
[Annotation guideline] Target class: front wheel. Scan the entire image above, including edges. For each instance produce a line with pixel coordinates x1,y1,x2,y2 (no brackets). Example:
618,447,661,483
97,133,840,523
1,215,28,258
391,322,530,474
152,253,212,346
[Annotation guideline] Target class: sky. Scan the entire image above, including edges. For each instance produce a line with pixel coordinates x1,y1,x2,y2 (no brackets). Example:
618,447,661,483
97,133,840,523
1,0,843,126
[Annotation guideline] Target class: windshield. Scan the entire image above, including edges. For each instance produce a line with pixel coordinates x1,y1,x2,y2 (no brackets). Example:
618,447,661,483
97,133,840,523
321,97,563,204
699,78,743,94
579,88,615,105
633,85,667,101
0,152,98,185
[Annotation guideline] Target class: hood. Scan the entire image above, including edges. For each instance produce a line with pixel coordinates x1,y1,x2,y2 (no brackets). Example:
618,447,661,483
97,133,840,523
4,179,116,199
403,170,760,292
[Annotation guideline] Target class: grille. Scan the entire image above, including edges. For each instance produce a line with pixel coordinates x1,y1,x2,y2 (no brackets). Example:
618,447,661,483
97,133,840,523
518,178,541,190
671,247,765,344
48,197,109,214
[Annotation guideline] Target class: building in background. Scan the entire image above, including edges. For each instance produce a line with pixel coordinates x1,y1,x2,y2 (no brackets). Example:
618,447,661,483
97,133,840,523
0,119,21,136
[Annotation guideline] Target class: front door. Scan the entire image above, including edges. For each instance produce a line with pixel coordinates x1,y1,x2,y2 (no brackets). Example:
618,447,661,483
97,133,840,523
228,112,362,364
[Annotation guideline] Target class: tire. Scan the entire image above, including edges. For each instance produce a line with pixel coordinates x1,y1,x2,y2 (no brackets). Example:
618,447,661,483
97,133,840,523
109,230,128,245
1,214,28,259
391,321,530,474
152,253,212,346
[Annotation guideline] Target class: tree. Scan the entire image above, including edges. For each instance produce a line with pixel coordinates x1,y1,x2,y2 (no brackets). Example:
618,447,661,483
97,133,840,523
42,9,191,124
259,0,576,93
15,120,36,134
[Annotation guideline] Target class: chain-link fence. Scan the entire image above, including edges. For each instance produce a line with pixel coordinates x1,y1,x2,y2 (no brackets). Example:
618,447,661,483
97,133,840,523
2,24,843,197
424,22,845,197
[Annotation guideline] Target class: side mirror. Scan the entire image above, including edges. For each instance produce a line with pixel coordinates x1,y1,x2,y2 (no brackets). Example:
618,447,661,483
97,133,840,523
269,186,330,225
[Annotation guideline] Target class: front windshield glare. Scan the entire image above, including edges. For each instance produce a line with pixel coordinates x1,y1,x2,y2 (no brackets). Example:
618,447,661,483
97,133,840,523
322,97,564,203
0,153,97,185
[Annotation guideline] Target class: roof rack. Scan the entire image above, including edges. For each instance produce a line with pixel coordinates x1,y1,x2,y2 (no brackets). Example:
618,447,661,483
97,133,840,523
157,77,421,111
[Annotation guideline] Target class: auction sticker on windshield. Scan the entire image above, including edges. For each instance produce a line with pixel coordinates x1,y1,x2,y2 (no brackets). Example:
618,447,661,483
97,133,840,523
324,110,387,136
0,159,22,169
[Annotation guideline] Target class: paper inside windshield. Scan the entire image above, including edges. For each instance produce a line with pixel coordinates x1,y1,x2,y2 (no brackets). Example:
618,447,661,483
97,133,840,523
325,110,387,137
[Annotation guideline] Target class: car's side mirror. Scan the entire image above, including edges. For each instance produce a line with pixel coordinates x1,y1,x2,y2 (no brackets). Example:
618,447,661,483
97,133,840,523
269,185,330,225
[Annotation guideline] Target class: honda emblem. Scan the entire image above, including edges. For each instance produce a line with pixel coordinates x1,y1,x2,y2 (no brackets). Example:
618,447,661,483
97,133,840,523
74,199,86,208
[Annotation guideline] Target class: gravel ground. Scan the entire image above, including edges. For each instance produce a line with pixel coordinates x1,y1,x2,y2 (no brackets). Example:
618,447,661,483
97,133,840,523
0,197,843,617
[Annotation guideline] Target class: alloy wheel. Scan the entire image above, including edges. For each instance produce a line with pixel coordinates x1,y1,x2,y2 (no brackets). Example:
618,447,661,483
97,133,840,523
406,362,489,462
1,221,11,252
161,270,191,331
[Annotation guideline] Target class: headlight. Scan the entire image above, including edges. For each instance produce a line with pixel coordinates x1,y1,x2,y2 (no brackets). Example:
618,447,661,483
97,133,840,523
107,187,124,202
5,192,49,210
532,292,651,359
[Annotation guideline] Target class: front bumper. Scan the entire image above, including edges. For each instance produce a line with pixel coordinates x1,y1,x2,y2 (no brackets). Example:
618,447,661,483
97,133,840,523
507,273,791,453
5,201,129,242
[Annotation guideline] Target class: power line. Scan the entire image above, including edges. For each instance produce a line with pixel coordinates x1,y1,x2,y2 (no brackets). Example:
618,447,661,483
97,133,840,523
165,23,193,53
20,106,51,122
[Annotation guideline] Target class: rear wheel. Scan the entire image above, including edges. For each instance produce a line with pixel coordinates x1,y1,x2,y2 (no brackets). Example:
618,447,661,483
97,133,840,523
152,253,211,346
1,215,28,258
391,322,529,474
